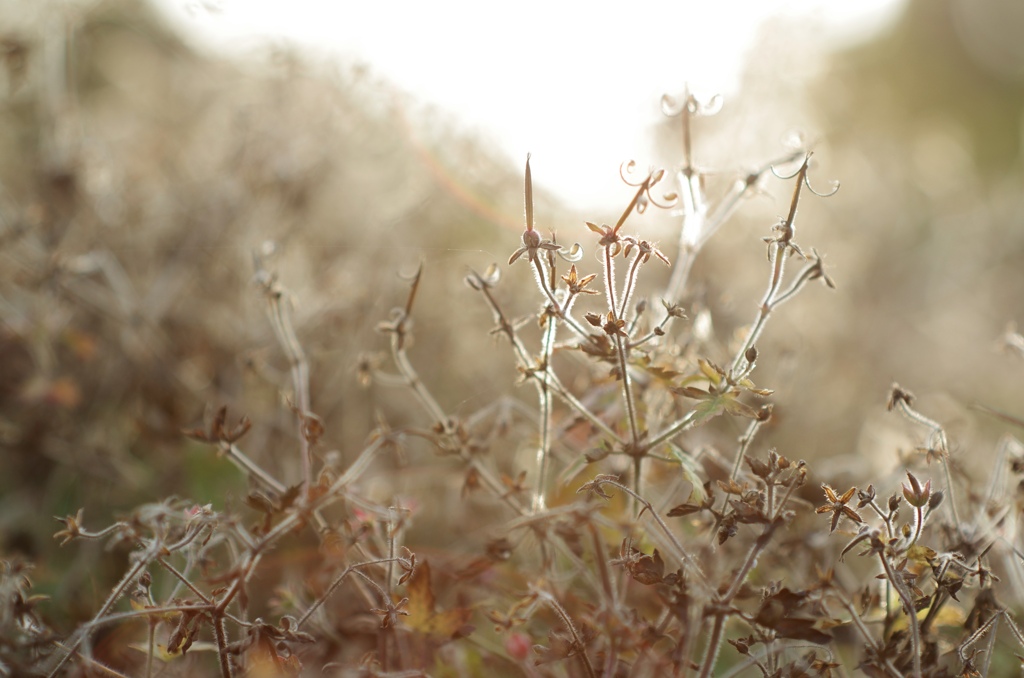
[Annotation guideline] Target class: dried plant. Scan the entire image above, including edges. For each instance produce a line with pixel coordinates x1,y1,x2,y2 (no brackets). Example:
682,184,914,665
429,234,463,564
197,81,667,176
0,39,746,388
3,6,1024,677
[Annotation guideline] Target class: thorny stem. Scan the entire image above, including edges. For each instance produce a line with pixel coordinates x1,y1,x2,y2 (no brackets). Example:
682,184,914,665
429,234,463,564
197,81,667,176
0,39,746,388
619,252,644,323
978,613,999,676
961,607,1002,662
213,614,234,678
911,504,924,545
697,613,727,678
1005,612,1024,655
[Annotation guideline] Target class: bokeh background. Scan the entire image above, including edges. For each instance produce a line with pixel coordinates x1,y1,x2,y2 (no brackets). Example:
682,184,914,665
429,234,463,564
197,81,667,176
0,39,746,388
1,0,1022,630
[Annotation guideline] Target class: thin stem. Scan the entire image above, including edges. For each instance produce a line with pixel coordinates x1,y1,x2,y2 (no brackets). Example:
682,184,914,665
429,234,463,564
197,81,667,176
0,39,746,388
48,550,154,677
728,157,819,381
580,477,710,592
603,245,619,319
393,344,448,426
530,257,591,339
213,615,234,678
472,280,624,445
891,393,962,531
386,507,398,598
145,621,155,678
619,252,644,322
630,311,678,349
730,418,765,481
221,442,287,494
614,332,640,445
878,552,921,678
769,258,825,307
588,523,616,606
534,314,558,512
644,409,699,452
534,588,597,678
261,275,313,491
66,522,133,542
296,557,409,628
729,241,788,379
697,614,726,678
830,594,902,678
157,557,212,603
722,519,782,602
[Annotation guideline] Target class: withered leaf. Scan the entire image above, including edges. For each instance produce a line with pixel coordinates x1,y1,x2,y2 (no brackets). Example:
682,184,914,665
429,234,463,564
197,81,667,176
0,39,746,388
754,587,832,645
629,549,665,586
277,483,303,511
403,560,473,641
667,503,704,517
534,623,596,666
245,492,275,515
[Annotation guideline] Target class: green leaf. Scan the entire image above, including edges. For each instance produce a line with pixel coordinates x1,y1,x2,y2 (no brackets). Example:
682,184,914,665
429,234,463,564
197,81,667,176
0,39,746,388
691,393,728,426
676,389,759,427
668,443,706,503
722,395,760,419
698,358,725,386
738,377,774,396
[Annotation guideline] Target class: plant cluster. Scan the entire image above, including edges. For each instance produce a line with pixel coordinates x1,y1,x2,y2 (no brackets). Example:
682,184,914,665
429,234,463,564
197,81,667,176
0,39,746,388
4,78,1024,678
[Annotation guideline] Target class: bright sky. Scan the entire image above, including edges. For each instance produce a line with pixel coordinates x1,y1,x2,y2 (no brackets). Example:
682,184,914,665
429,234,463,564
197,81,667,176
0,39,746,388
155,0,904,209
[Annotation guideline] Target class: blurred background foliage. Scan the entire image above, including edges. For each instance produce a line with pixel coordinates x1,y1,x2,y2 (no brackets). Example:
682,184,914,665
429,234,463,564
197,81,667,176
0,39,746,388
0,0,1021,630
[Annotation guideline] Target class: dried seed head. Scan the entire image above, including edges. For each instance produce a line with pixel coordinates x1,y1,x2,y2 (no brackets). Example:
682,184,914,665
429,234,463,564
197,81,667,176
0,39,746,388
902,471,931,508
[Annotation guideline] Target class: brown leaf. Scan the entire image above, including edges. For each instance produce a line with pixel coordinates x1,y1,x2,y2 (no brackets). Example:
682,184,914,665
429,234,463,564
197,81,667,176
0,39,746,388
667,503,704,517
403,560,473,640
